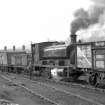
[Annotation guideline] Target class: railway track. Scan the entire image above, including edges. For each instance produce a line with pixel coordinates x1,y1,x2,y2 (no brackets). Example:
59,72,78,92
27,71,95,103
10,72,105,93
0,72,105,105
0,76,59,105
0,74,58,105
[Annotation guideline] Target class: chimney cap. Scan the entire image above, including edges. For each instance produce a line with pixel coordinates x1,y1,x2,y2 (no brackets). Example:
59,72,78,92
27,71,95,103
70,34,77,44
70,34,77,36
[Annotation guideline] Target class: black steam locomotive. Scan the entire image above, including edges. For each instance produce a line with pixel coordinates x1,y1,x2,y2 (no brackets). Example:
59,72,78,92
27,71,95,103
31,34,105,86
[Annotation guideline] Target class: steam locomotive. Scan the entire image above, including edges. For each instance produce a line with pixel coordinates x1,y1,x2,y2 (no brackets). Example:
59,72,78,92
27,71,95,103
31,34,105,86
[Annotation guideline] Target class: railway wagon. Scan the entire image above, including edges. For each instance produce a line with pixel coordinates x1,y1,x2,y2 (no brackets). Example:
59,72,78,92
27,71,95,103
89,41,105,86
0,50,28,73
76,41,105,86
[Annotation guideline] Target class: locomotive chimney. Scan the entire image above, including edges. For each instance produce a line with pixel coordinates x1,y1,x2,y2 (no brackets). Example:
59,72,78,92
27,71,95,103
13,45,15,51
22,45,25,51
4,46,7,51
70,34,77,44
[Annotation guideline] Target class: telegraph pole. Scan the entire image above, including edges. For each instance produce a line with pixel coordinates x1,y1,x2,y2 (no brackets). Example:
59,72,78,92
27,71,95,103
30,42,33,79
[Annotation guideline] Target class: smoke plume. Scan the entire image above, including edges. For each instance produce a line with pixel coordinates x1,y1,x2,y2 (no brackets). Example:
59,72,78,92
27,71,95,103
71,0,105,35
92,0,105,6
71,8,89,34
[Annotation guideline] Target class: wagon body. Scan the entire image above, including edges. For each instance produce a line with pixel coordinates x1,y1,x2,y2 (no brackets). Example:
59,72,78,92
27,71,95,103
76,43,92,69
92,41,105,71
0,51,8,66
7,52,27,67
0,50,28,68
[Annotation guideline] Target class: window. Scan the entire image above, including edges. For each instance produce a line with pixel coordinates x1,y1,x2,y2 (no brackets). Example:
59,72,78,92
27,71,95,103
96,60,104,68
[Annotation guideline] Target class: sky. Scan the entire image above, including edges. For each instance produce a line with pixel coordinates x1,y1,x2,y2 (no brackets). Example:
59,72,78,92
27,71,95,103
0,0,92,49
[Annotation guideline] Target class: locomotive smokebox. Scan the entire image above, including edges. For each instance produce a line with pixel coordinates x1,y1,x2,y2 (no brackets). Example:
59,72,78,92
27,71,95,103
70,34,77,44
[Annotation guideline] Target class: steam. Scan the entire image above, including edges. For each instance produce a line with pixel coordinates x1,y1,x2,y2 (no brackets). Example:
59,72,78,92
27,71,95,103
92,0,105,6
71,0,105,35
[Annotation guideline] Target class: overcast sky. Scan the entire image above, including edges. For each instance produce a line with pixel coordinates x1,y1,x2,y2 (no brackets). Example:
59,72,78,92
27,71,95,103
0,0,92,49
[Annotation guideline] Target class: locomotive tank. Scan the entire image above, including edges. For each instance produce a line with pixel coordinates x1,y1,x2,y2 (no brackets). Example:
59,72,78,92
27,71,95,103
43,44,69,58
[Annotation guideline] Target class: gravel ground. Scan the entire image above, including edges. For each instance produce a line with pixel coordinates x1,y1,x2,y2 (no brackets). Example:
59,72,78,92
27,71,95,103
0,74,57,105
32,76,105,104
1,73,104,105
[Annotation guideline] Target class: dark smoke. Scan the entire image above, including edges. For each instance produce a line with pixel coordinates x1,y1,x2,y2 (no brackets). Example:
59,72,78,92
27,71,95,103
71,1,105,34
89,6,105,24
71,8,89,34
